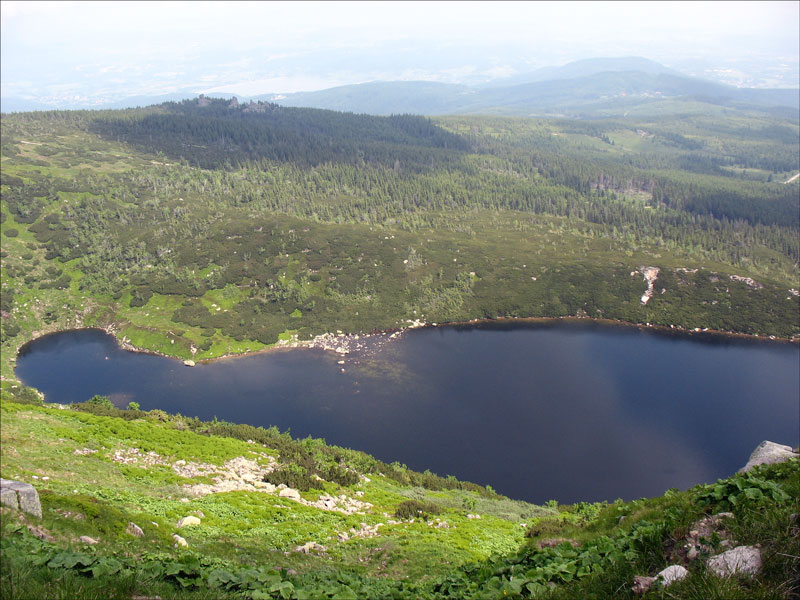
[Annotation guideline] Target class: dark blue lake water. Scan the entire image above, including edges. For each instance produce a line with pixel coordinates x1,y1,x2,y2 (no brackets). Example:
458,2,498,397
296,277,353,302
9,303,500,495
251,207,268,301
15,322,799,504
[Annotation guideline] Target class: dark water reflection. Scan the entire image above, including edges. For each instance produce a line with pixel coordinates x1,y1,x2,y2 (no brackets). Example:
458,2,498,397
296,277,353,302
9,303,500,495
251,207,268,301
15,322,799,504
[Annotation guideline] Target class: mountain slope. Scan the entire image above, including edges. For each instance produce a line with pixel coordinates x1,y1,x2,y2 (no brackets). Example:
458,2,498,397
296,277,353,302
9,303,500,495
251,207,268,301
1,394,798,599
272,66,799,117
479,56,683,88
1,103,798,377
262,81,476,115
87,96,470,169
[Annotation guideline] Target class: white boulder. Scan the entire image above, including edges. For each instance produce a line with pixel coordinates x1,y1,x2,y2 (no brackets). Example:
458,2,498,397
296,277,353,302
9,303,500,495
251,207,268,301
656,565,688,587
707,546,762,578
279,487,301,500
177,515,201,527
739,441,798,473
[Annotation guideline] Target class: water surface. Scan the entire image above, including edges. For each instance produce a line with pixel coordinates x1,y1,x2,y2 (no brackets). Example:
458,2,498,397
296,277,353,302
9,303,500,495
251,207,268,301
16,322,799,504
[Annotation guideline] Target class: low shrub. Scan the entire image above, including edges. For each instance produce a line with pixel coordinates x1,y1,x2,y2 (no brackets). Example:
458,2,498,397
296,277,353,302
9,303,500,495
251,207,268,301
525,516,566,538
85,395,113,409
2,385,42,405
263,464,319,492
394,499,442,520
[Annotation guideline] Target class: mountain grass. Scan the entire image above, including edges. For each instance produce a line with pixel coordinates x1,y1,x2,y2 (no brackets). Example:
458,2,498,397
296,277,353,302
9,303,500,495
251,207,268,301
1,395,797,599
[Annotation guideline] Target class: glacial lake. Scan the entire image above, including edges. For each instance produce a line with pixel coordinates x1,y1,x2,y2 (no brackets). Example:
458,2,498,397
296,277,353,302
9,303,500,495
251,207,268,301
15,322,800,504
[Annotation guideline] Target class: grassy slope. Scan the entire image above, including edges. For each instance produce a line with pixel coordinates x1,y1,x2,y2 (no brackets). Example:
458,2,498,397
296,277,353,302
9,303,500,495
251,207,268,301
1,397,797,599
0,396,542,596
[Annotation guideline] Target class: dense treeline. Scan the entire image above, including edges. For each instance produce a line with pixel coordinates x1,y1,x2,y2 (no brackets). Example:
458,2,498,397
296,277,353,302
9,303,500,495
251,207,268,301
88,98,470,170
447,116,799,228
85,100,799,231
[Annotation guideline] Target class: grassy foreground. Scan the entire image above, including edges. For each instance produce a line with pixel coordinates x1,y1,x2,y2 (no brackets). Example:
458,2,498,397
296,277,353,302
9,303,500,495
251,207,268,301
1,389,797,599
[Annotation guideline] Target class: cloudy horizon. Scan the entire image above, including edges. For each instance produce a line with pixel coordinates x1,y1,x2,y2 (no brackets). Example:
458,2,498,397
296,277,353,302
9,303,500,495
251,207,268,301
2,1,798,108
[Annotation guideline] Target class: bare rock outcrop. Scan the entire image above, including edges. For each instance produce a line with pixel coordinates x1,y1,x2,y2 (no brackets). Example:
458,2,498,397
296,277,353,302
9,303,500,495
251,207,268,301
295,541,326,554
679,512,735,561
657,564,688,587
637,267,660,305
632,575,655,595
177,515,201,527
739,440,798,473
126,522,144,537
707,545,762,578
0,479,42,518
279,487,301,500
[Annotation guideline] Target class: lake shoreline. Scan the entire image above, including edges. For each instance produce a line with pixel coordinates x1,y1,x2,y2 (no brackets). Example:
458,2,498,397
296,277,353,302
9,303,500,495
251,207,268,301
10,314,798,377
109,317,800,365
13,316,799,505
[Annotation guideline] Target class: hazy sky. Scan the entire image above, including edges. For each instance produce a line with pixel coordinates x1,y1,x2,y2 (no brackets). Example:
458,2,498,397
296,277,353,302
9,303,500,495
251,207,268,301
2,1,798,105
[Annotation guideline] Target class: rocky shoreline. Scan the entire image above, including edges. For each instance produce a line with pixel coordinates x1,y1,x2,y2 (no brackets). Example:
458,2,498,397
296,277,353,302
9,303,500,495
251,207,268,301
7,313,797,380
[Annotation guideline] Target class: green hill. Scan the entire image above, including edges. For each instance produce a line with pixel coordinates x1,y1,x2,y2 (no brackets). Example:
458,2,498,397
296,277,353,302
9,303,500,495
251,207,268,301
1,393,798,599
478,57,682,87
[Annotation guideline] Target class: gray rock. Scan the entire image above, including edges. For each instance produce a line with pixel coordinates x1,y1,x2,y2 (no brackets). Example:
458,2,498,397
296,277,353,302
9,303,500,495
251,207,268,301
80,536,98,545
656,565,688,587
279,487,301,500
295,541,326,554
126,522,144,537
0,478,42,519
172,533,188,547
177,515,201,527
707,546,762,578
632,575,655,595
0,486,19,509
27,524,54,542
681,512,735,562
739,441,798,473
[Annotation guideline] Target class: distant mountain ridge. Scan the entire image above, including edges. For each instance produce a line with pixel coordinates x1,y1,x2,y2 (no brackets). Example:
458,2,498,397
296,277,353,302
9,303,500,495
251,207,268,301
2,57,797,116
269,59,800,117
258,81,474,116
477,56,683,88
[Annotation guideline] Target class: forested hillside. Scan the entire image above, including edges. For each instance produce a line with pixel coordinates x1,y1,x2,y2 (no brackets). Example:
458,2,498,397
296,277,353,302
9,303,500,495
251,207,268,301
1,98,798,377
